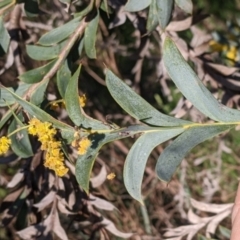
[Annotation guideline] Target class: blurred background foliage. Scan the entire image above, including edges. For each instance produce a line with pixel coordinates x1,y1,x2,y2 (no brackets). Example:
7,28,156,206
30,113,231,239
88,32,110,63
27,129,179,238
1,0,240,239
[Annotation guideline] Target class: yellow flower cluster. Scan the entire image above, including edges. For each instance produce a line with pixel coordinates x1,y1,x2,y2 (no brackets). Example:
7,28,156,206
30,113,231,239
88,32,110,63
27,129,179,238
209,40,239,63
79,94,87,107
0,136,11,155
28,118,68,177
50,95,86,111
71,135,91,155
209,40,227,52
77,137,91,155
226,46,238,62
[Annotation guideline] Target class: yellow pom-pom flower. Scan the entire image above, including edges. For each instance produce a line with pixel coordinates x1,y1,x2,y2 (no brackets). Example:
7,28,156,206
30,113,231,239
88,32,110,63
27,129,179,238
28,118,68,177
0,136,11,155
77,137,91,155
79,94,87,107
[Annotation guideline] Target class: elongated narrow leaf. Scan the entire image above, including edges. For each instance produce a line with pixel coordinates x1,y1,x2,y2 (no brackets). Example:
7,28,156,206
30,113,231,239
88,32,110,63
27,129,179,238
124,127,184,203
74,0,94,18
78,37,84,56
65,66,84,125
156,125,233,182
157,0,173,29
3,87,74,141
0,0,12,8
19,60,57,84
219,226,231,239
0,16,10,53
8,114,33,158
65,67,110,130
163,37,240,122
76,146,99,193
76,126,156,192
38,17,81,46
105,69,191,126
0,83,32,107
147,0,159,33
124,0,151,12
26,40,66,61
0,81,28,131
56,59,71,98
30,79,49,106
175,0,193,14
0,105,17,130
101,0,111,16
84,11,99,59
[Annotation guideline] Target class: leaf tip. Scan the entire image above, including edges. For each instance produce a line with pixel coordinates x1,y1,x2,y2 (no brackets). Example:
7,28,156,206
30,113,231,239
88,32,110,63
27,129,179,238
83,186,89,195
156,168,171,183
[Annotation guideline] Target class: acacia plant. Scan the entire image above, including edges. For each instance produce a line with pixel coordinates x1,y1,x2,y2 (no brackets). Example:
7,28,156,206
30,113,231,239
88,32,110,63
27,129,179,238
0,0,239,239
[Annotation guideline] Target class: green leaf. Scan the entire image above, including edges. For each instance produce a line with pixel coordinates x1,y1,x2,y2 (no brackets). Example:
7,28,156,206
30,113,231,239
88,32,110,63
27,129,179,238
147,0,159,33
74,0,94,18
156,125,233,182
76,146,99,193
77,37,84,56
0,16,10,53
163,37,240,122
124,0,151,12
76,132,119,192
197,235,208,240
175,0,193,14
156,0,173,29
0,107,16,130
0,0,12,8
0,83,32,107
8,113,33,158
124,127,184,203
105,69,191,126
65,66,110,129
3,87,74,141
100,0,112,15
30,79,49,106
19,60,57,84
26,40,66,61
56,59,71,98
84,11,99,59
38,17,81,46
219,226,231,238
24,0,39,17
76,127,148,192
65,66,84,125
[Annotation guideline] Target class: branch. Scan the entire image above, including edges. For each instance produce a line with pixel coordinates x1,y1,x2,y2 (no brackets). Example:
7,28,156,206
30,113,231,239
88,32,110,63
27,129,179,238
25,17,89,98
0,18,88,129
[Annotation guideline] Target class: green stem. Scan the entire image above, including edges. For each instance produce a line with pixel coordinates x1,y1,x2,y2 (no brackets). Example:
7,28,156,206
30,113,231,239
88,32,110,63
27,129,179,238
8,125,29,137
0,18,89,130
140,204,152,235
25,18,89,98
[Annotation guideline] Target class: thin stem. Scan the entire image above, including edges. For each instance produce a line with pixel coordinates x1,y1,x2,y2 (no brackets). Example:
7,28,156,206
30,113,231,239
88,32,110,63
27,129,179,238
183,121,240,129
0,18,88,130
8,125,29,137
140,204,152,235
25,17,89,98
